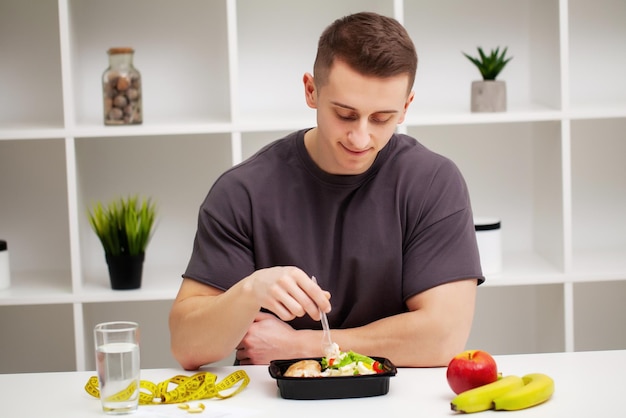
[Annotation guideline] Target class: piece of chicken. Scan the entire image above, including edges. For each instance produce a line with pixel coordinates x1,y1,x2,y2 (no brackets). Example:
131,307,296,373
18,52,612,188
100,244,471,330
284,360,322,377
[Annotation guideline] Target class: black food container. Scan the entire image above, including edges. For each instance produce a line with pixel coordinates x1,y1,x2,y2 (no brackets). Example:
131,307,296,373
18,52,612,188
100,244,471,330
268,356,397,400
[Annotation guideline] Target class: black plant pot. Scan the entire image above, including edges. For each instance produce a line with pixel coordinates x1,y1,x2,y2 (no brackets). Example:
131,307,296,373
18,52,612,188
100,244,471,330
105,253,145,290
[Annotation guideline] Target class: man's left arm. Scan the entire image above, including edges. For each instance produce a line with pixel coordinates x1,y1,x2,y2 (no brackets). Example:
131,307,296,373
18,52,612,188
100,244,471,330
322,278,478,367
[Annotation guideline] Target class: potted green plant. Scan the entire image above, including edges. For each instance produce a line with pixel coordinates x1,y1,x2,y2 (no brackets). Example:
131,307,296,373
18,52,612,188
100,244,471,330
88,195,157,290
462,46,513,112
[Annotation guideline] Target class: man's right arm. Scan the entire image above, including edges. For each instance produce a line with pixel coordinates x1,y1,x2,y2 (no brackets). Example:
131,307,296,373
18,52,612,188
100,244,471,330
169,267,330,370
169,277,261,370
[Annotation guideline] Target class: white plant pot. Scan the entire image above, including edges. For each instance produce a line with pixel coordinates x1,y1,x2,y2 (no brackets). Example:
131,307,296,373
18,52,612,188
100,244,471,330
471,80,507,112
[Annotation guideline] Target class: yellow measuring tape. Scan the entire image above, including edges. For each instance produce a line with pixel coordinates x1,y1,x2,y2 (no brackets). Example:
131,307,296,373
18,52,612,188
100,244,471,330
85,370,250,405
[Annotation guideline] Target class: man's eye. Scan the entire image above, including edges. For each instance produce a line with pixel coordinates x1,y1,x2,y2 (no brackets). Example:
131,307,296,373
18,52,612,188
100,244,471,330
337,113,357,121
371,116,392,124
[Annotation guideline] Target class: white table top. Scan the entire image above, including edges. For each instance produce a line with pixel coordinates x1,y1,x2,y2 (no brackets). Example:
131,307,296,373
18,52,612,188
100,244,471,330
1,350,623,417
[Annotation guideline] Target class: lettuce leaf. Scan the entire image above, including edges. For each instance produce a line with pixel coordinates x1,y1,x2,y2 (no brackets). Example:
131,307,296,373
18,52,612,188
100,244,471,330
323,350,375,369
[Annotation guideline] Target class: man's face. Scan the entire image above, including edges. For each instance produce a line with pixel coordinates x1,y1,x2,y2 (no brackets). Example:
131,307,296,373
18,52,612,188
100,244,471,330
304,60,414,175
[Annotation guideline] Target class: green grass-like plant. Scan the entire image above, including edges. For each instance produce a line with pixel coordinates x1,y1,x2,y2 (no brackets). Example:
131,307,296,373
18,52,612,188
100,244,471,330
88,195,157,256
463,46,513,81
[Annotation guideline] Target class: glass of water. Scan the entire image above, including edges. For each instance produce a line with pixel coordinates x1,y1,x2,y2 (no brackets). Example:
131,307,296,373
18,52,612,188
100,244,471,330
94,321,140,414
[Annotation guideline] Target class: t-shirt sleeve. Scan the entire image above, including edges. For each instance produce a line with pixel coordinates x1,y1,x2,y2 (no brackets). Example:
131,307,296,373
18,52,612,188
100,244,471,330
402,157,484,300
183,174,256,290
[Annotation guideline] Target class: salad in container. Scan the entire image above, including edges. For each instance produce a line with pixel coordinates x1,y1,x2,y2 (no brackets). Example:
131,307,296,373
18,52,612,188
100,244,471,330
268,344,397,400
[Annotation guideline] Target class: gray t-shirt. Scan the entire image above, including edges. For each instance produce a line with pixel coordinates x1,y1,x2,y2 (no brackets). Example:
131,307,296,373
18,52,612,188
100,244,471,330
184,129,483,330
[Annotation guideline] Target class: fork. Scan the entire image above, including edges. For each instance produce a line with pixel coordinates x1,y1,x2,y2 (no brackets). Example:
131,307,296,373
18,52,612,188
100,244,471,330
312,276,334,357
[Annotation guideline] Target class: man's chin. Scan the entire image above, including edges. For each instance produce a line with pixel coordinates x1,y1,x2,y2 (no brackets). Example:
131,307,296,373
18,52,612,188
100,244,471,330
338,161,373,175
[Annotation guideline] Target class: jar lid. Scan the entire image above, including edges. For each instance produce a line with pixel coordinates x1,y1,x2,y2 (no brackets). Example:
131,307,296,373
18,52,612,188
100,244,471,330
0,240,7,251
474,217,501,231
108,47,134,55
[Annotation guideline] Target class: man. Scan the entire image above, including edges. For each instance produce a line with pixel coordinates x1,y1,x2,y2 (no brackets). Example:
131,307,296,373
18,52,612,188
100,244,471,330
169,12,483,370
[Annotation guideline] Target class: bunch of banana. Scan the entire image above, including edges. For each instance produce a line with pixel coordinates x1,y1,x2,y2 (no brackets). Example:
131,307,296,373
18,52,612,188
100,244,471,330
451,372,554,413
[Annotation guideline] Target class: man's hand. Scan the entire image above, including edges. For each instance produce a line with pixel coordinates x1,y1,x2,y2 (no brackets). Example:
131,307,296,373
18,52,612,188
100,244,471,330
235,312,307,364
244,266,331,322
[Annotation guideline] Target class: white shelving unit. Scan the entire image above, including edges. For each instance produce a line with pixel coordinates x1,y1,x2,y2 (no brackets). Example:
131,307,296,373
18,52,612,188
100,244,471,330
1,0,624,373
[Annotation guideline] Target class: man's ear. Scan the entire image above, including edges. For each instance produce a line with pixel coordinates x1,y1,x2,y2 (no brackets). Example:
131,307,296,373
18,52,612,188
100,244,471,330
397,90,415,124
303,72,317,109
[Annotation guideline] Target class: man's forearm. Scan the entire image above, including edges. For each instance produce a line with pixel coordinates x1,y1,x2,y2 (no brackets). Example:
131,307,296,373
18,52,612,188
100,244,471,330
169,279,261,370
325,311,455,367
328,280,477,367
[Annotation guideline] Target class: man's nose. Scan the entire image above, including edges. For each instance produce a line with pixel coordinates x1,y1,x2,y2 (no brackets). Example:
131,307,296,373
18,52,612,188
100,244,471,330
347,120,370,149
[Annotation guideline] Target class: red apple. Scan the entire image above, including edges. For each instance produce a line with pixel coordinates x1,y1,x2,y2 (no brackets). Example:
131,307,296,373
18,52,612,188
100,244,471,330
446,349,498,394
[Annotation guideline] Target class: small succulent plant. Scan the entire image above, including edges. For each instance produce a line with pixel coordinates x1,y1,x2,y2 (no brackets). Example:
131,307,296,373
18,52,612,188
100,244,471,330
463,46,513,81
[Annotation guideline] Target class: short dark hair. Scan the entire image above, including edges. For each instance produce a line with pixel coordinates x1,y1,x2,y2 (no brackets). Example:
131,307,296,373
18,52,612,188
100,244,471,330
313,12,418,94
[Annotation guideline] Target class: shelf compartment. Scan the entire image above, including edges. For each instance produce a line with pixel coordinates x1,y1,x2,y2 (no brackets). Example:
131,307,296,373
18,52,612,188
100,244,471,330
75,264,181,304
481,250,565,286
569,0,626,112
407,121,565,273
404,0,561,115
74,134,232,290
0,0,64,129
573,281,626,351
67,0,231,127
82,300,179,371
0,304,76,373
0,139,72,291
0,270,73,306
235,0,393,122
571,118,626,278
467,284,565,354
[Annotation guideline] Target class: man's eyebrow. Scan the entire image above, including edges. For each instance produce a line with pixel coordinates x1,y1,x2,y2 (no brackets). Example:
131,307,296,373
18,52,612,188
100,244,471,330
330,101,398,114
